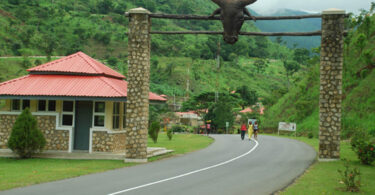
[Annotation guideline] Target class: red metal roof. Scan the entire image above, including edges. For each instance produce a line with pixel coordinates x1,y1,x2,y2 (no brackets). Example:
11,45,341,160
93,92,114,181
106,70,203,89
239,107,265,115
27,51,125,79
0,51,166,102
239,107,253,113
0,75,165,101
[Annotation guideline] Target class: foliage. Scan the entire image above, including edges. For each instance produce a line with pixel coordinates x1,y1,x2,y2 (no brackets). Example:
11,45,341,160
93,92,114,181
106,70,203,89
21,57,32,68
355,33,367,54
167,128,173,140
0,0,294,106
283,60,300,78
337,160,361,192
149,104,168,126
253,58,268,73
293,48,310,65
209,100,235,130
171,125,186,133
148,121,161,143
351,129,375,165
7,108,46,158
263,6,375,138
235,85,258,109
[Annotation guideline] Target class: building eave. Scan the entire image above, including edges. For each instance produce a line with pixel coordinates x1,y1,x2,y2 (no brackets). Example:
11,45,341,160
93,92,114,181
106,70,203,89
0,95,166,103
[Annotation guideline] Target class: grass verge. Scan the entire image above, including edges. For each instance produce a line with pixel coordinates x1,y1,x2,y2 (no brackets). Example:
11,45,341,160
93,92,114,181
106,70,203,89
275,135,375,194
0,133,213,191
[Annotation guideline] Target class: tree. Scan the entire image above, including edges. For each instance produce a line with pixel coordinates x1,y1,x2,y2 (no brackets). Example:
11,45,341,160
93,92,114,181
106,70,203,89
203,93,239,131
356,49,375,77
21,57,32,68
107,56,118,66
7,108,46,158
211,100,235,130
253,59,268,73
360,15,373,38
293,48,310,65
165,62,176,76
344,32,353,56
98,0,114,14
251,36,269,58
149,121,161,143
283,60,300,81
355,33,367,54
276,36,283,45
40,33,58,61
182,92,216,113
236,86,258,109
182,92,218,131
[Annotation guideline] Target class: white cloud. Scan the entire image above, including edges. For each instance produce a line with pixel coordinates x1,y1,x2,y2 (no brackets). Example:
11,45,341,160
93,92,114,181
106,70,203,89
250,0,374,14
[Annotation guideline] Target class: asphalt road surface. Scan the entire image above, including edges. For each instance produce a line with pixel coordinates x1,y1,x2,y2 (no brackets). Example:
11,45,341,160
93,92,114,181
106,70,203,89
1,135,316,195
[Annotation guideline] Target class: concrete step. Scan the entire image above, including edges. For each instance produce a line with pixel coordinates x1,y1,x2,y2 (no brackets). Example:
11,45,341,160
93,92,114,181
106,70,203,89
0,148,174,160
147,147,174,158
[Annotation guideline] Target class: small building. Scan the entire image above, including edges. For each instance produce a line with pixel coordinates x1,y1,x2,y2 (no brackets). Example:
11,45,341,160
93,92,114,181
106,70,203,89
0,52,166,154
175,111,202,127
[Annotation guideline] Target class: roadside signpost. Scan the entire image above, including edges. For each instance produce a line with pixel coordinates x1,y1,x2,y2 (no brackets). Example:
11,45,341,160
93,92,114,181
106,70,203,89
225,122,229,134
278,122,297,136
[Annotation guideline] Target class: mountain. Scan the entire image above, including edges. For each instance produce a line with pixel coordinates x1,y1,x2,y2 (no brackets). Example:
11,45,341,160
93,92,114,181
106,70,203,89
249,8,321,49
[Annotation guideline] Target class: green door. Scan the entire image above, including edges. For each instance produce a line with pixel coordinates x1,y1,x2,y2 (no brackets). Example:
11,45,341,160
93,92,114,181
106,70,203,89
74,101,93,150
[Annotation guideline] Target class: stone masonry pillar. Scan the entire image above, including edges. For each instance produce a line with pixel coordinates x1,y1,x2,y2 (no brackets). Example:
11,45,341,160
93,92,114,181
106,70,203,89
319,9,345,160
125,8,151,163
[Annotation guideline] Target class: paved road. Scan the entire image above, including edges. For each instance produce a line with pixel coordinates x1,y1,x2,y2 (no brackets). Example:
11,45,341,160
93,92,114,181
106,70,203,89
1,135,316,195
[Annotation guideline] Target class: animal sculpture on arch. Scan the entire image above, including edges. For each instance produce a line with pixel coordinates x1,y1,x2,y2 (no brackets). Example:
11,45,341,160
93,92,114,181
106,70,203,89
210,0,257,44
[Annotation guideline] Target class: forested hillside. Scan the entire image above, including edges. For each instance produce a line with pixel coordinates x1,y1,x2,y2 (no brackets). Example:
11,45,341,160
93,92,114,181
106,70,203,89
262,7,375,137
252,9,321,49
0,0,298,101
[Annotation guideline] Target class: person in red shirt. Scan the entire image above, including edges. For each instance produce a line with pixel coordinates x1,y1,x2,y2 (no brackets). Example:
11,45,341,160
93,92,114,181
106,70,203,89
240,123,247,140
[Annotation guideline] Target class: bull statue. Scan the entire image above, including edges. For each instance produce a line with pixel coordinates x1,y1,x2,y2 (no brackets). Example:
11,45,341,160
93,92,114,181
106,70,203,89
210,0,257,44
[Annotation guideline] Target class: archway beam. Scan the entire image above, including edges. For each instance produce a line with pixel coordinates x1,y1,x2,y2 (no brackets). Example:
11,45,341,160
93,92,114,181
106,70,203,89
150,31,323,36
125,13,325,20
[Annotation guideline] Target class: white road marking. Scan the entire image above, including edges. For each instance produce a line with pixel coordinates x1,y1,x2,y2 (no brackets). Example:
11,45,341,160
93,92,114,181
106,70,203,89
108,139,259,195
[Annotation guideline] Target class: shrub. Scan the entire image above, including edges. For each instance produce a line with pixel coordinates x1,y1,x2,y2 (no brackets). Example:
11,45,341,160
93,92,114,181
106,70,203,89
338,160,361,192
171,125,185,133
7,108,46,158
34,59,42,66
351,129,375,165
148,121,160,143
167,128,173,141
307,132,314,139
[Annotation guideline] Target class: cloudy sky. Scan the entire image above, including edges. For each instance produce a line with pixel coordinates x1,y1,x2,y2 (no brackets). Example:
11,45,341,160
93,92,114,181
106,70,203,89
250,0,374,14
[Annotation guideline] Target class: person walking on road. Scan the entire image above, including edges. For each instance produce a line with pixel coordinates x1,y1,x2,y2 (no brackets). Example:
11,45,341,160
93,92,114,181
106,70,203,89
240,123,247,140
248,121,253,140
253,121,259,140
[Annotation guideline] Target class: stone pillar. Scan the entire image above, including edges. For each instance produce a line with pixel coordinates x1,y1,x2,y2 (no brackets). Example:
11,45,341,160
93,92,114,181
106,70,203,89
319,9,345,160
125,8,151,163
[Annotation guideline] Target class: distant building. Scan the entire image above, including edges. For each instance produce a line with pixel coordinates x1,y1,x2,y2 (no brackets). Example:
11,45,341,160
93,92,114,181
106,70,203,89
175,111,202,126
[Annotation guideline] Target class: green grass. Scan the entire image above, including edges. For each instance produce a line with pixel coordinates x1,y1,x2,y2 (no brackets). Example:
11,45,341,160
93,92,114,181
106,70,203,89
0,158,134,191
277,135,375,195
0,133,212,191
148,133,214,155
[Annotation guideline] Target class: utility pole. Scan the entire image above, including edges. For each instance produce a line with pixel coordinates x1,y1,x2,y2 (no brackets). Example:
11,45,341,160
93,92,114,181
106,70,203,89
186,62,190,100
173,91,176,111
215,41,221,103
